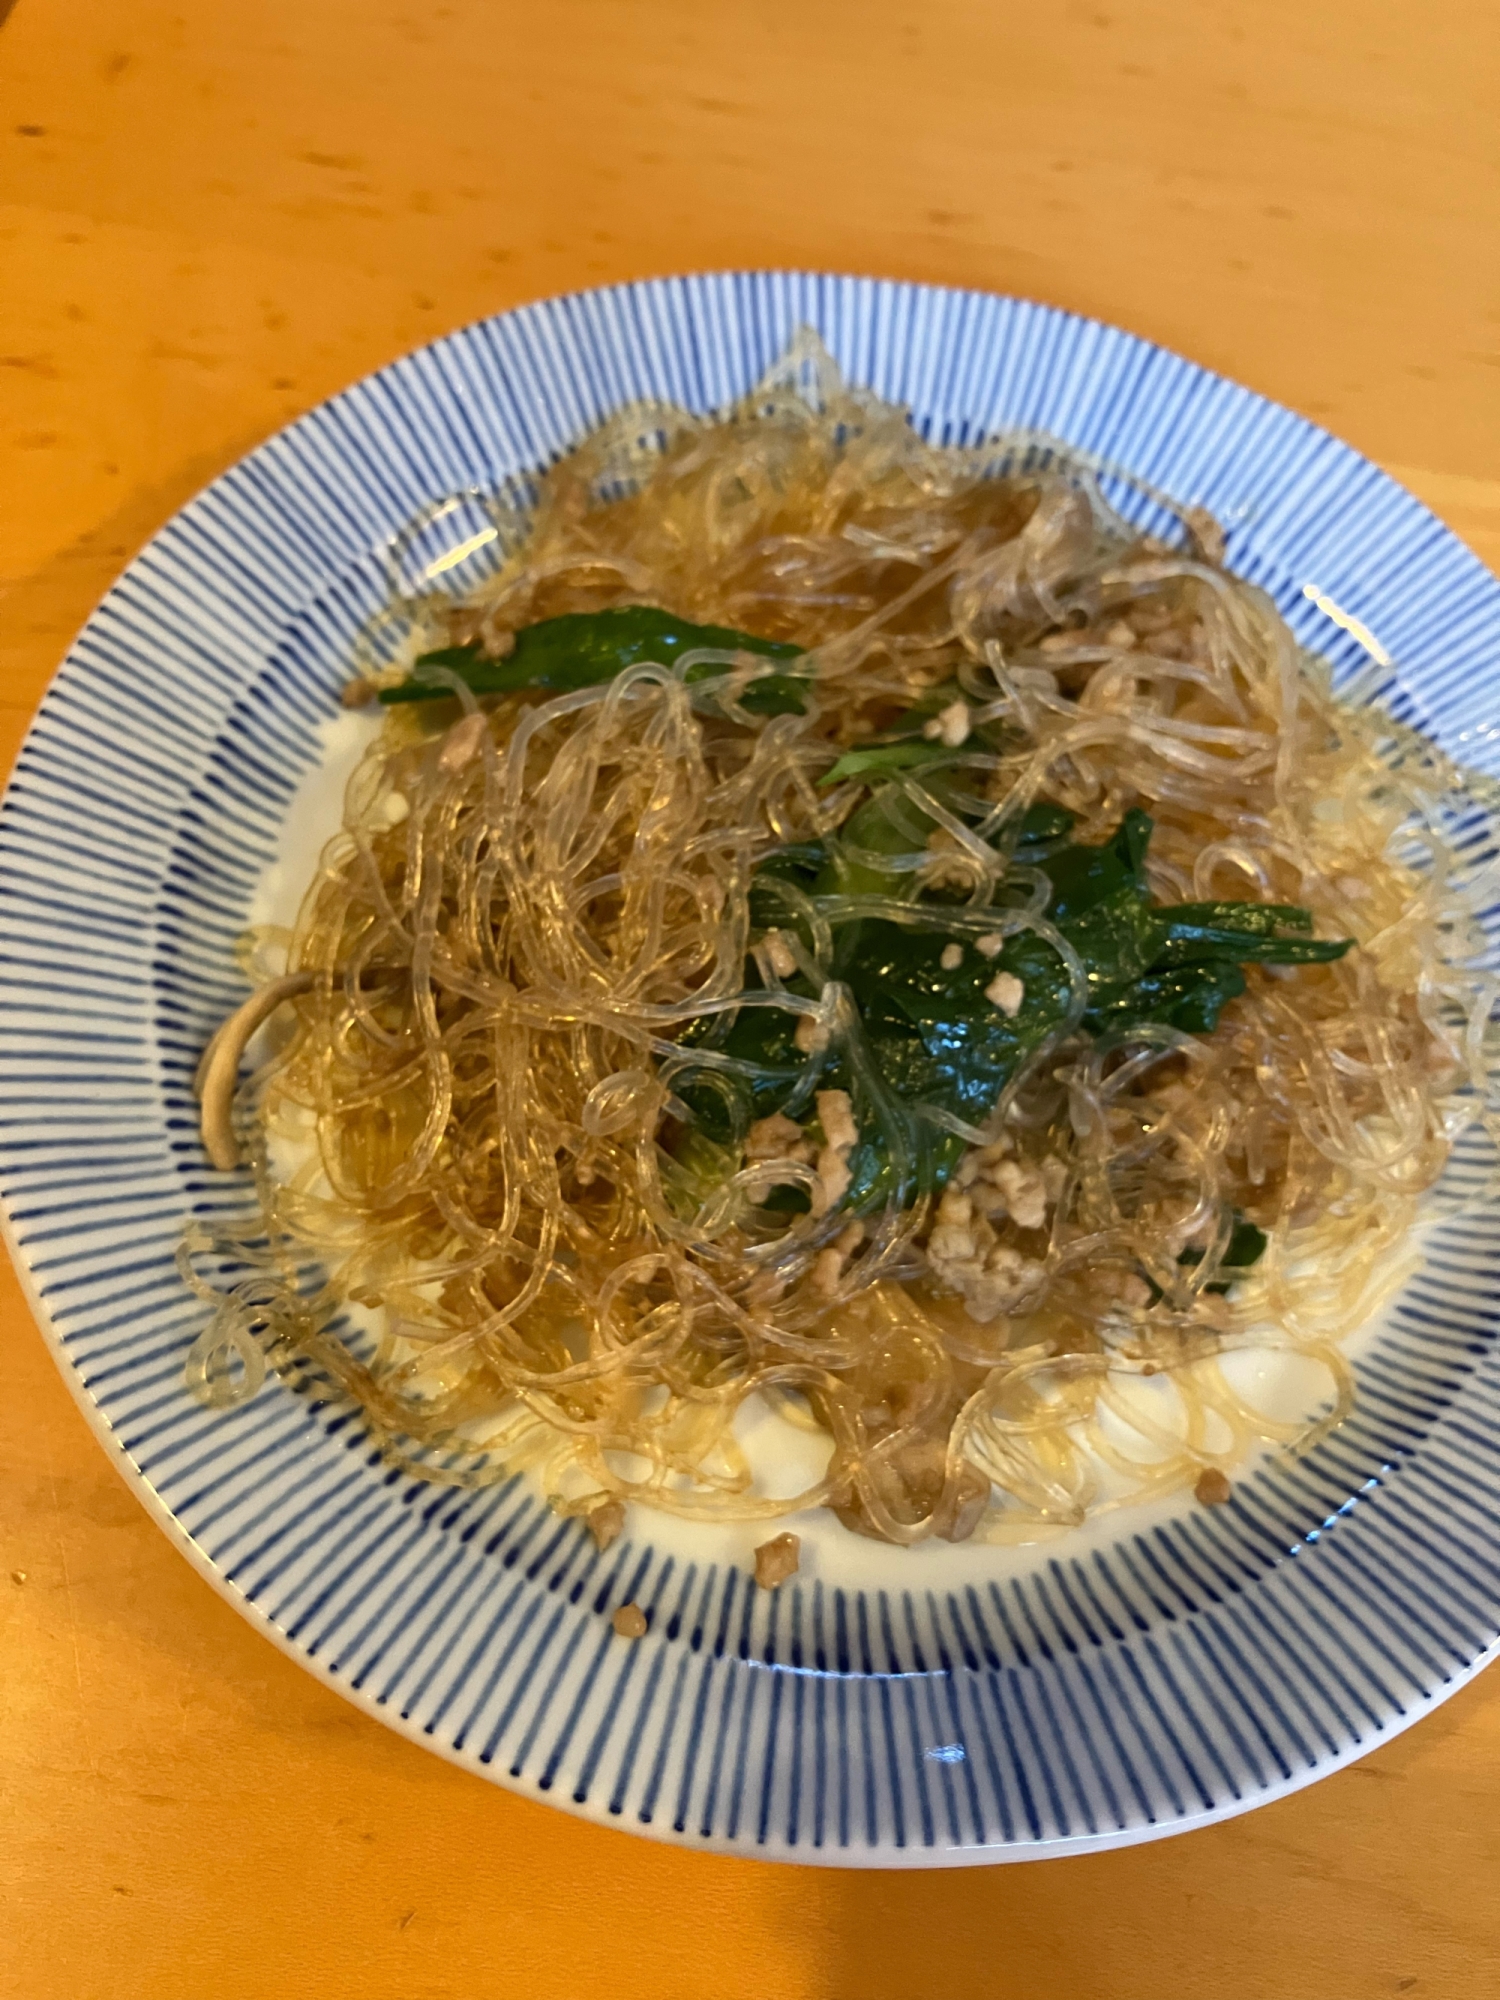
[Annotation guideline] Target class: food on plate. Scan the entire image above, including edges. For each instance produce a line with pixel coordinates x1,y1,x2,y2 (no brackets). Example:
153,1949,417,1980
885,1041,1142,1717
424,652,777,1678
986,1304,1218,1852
754,1533,802,1589
611,1602,648,1640
183,337,1499,1548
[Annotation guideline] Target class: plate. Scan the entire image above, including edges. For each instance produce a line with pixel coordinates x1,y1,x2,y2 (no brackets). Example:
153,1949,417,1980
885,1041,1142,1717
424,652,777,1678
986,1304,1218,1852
4,272,1500,1866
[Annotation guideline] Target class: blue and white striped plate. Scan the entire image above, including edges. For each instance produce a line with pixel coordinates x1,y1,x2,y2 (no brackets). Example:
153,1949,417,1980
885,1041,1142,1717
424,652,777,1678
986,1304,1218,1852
4,273,1499,1866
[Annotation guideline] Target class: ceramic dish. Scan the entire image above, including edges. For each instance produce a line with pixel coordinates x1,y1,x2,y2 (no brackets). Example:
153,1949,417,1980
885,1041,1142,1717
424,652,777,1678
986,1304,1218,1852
4,271,1499,1864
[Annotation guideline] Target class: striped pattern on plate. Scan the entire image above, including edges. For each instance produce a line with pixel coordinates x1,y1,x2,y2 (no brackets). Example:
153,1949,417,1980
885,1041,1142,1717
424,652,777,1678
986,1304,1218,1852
3,272,1499,1865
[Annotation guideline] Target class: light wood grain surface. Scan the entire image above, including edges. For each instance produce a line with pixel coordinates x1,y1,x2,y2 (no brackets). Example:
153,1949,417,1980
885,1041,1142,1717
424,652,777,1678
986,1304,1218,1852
3,4,1499,1995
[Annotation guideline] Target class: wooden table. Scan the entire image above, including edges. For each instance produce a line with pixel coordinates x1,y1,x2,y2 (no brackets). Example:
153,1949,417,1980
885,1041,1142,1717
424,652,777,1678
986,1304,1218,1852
4,4,1499,1994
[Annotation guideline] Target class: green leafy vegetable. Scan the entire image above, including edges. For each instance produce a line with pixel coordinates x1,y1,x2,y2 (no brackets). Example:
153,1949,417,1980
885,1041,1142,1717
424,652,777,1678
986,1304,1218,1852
1181,1215,1269,1293
819,740,954,786
730,673,814,717
675,804,1353,1216
1007,801,1077,852
1138,1213,1271,1302
379,605,804,705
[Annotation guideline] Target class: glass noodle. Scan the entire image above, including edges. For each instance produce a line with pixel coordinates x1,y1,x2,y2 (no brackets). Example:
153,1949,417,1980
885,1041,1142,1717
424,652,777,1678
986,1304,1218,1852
181,334,1500,1546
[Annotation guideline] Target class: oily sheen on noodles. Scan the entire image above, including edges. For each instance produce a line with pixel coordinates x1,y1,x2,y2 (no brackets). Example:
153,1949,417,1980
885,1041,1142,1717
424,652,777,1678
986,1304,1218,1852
182,335,1500,1547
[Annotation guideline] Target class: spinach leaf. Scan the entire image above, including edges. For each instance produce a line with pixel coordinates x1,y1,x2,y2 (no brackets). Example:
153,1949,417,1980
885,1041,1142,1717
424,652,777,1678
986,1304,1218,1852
820,740,954,786
1184,1215,1269,1272
732,673,813,717
676,807,1352,1214
822,781,950,897
1173,1214,1270,1292
380,606,804,704
1009,801,1077,853
1036,806,1154,920
823,785,1081,902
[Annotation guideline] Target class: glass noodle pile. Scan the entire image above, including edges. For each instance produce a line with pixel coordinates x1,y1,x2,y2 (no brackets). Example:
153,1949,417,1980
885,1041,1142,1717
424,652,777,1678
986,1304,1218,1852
184,334,1500,1548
